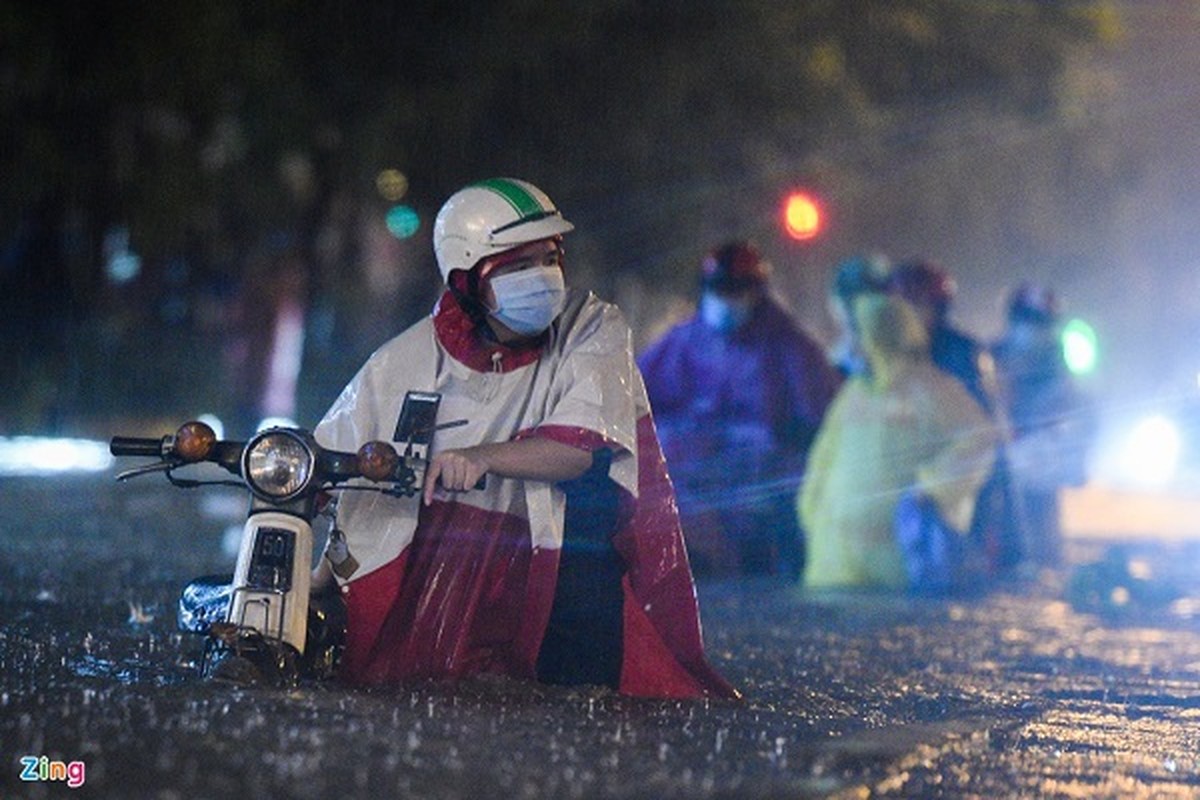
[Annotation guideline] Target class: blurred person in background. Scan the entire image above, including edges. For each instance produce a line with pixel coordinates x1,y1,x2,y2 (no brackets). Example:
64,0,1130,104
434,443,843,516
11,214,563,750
826,253,891,379
890,259,1023,573
312,178,736,699
638,240,841,579
888,260,990,409
991,283,1096,567
799,292,999,591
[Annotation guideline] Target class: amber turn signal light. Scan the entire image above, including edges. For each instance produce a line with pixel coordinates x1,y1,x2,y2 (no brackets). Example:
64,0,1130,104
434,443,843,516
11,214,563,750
357,441,399,481
174,421,217,462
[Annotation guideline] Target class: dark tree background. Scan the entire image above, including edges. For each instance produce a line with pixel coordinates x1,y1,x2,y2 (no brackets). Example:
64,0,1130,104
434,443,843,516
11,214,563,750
0,0,1116,434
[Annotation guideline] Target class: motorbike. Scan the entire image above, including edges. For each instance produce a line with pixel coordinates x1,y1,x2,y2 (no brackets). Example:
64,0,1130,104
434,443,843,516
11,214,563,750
110,410,447,687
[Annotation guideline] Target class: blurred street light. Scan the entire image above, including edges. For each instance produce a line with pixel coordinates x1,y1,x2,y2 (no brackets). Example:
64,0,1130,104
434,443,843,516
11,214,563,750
782,190,822,241
1062,317,1099,375
385,205,420,239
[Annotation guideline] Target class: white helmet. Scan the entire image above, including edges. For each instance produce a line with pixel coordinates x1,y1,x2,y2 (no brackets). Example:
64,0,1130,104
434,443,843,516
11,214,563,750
433,178,575,282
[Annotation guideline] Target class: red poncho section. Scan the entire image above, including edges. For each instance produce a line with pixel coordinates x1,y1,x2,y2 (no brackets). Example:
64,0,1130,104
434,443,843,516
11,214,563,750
337,415,738,699
615,415,740,698
323,289,738,699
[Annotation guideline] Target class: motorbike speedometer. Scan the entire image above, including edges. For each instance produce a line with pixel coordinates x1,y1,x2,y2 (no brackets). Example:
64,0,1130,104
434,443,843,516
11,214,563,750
242,429,314,502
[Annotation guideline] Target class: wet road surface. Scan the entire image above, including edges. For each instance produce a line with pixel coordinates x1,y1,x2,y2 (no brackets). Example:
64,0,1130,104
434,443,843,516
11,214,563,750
2,472,1199,798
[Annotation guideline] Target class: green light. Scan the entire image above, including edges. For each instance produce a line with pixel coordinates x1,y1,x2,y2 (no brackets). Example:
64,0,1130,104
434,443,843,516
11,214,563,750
1061,317,1098,375
385,205,420,239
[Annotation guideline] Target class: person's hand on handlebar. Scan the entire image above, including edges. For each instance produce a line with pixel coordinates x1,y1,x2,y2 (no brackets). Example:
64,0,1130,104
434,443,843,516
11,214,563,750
424,447,490,506
421,437,593,507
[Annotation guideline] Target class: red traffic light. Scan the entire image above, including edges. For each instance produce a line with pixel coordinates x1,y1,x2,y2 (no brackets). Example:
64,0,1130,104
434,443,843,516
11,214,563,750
783,191,822,241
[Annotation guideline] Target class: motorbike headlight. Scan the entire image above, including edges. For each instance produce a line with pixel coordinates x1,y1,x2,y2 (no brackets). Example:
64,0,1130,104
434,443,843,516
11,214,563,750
242,430,314,501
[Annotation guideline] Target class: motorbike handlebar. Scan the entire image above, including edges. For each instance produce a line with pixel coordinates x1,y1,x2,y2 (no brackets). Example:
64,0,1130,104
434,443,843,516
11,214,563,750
110,436,166,457
110,426,484,493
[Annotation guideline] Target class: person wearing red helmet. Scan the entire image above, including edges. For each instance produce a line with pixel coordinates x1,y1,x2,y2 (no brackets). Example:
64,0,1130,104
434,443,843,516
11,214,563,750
888,260,992,411
890,259,1023,574
312,178,737,699
638,240,841,579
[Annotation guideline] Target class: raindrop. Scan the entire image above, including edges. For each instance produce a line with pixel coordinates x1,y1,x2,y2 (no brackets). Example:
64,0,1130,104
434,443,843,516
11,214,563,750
128,600,156,626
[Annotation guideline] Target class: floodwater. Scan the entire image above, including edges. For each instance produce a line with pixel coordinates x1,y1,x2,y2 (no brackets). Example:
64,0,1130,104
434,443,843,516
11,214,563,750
2,472,1199,798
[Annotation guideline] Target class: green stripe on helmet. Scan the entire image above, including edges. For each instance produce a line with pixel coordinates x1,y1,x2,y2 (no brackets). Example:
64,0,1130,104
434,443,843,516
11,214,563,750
474,178,546,219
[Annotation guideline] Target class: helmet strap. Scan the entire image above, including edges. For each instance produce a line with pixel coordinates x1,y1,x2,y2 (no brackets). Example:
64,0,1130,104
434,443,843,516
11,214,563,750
448,268,500,343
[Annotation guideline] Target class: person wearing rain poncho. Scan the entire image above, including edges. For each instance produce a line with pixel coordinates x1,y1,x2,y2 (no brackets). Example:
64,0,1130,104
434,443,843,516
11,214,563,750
798,292,999,591
637,241,841,580
311,178,737,699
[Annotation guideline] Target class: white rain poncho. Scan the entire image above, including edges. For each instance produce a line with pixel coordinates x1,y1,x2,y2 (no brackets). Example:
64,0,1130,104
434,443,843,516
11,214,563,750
314,287,736,698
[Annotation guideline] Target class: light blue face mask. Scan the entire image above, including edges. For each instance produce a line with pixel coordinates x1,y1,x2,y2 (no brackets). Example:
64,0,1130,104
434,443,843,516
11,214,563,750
488,266,567,336
700,293,754,334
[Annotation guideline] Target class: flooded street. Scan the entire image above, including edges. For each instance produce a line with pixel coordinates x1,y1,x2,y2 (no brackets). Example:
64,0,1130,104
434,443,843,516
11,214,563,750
2,472,1199,798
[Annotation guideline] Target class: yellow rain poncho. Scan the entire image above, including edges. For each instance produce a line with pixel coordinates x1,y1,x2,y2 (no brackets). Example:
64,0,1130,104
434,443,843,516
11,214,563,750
799,294,998,590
